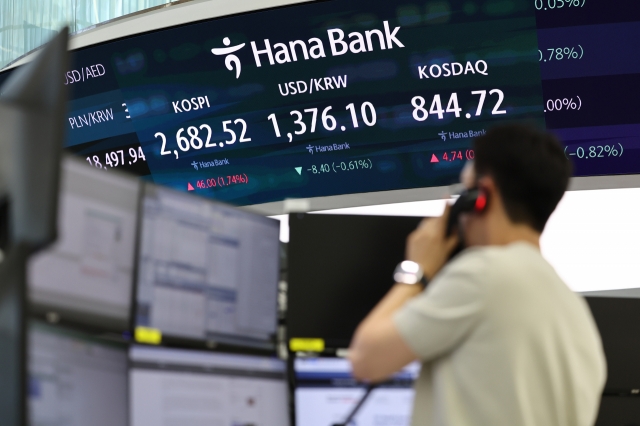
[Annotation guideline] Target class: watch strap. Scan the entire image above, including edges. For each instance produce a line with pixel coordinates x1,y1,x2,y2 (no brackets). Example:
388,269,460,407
419,274,430,289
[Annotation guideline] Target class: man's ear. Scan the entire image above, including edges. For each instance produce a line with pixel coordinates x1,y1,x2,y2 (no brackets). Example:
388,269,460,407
479,174,516,225
477,175,497,198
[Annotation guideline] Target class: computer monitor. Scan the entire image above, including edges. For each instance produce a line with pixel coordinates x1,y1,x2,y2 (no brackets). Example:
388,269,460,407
287,214,424,350
0,27,68,247
129,345,290,426
584,296,640,392
29,321,128,426
135,184,280,349
28,157,140,330
594,396,640,426
0,29,69,426
294,357,419,426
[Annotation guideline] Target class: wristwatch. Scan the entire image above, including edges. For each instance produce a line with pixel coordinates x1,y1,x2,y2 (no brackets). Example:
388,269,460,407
393,261,429,289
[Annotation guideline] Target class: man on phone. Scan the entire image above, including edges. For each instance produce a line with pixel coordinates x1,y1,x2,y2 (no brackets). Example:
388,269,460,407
348,124,606,426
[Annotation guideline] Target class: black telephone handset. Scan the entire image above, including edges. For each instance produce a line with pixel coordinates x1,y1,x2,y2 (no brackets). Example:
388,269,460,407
445,188,489,258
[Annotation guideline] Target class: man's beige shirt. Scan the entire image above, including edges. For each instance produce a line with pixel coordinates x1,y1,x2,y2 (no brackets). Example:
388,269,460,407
394,242,606,426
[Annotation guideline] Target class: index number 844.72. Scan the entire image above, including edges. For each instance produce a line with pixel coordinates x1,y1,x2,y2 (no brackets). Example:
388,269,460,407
411,89,506,122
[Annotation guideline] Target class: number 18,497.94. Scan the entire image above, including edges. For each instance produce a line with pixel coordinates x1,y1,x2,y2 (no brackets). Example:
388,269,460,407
86,146,146,169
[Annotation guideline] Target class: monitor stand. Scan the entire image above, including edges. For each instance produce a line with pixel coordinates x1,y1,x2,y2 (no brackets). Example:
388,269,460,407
332,384,378,426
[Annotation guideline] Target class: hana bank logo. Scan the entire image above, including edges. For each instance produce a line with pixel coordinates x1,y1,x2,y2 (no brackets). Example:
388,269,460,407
211,37,245,79
210,22,405,79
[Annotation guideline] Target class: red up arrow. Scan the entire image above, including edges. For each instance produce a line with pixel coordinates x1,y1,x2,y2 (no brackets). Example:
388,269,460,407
430,153,439,163
187,182,195,191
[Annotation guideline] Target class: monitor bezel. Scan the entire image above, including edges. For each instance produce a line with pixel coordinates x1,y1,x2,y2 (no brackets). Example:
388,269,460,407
131,181,281,353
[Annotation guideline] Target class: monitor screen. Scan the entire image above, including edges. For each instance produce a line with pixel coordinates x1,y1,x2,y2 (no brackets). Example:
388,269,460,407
3,0,637,206
594,396,640,426
28,157,140,329
129,345,289,426
287,214,423,349
584,296,640,391
29,322,128,426
135,184,280,348
294,357,419,426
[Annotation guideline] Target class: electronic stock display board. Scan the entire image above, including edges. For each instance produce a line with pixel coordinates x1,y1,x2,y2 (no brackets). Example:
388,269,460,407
1,0,638,206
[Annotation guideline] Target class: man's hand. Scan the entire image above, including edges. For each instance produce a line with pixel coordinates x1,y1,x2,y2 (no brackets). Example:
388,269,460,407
406,204,460,280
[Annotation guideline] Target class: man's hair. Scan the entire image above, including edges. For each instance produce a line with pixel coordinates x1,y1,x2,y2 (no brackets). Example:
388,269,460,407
473,124,572,232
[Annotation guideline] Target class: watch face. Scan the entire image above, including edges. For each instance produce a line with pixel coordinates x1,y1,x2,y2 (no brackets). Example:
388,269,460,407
394,261,422,285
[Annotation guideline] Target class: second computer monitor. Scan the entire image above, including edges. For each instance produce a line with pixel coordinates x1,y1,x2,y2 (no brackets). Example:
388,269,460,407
295,357,419,426
28,157,140,330
130,345,289,426
29,321,128,426
288,214,424,350
135,184,280,349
